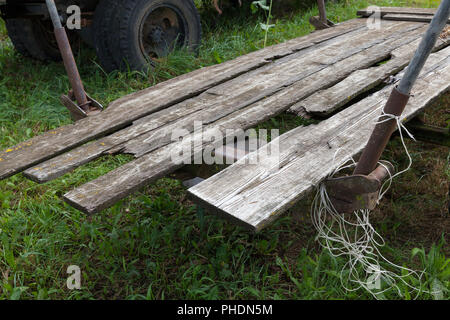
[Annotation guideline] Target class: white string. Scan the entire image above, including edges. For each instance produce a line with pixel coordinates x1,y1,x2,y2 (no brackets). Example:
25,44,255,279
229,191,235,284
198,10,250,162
376,111,416,201
311,112,440,299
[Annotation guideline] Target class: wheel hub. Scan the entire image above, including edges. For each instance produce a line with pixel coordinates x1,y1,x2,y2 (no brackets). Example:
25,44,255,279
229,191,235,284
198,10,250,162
148,25,165,45
139,6,189,59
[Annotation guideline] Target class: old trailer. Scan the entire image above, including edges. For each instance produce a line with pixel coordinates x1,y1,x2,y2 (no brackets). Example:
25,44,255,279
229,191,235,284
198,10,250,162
0,0,202,71
0,1,331,72
0,7,448,231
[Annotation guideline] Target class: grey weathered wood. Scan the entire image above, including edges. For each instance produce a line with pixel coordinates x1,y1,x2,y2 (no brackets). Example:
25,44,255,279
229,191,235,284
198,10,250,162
24,21,422,183
383,13,450,24
357,7,436,17
62,120,306,214
122,20,419,156
0,18,367,181
289,34,450,116
188,47,450,231
61,24,439,215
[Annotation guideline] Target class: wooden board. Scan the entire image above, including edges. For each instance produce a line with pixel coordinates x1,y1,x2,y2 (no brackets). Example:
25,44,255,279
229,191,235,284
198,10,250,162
1,16,448,223
119,21,420,156
0,18,366,181
357,7,436,17
383,13,450,24
24,21,426,183
188,46,450,231
289,35,450,116
60,26,445,215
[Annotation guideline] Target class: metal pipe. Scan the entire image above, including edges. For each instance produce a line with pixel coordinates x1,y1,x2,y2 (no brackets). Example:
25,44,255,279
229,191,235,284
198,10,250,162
45,0,89,110
46,0,62,29
353,88,410,176
353,0,450,176
397,0,450,95
317,0,327,24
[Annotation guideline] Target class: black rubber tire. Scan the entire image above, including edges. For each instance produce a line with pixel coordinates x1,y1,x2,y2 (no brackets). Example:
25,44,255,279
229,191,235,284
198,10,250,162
113,0,202,71
4,19,31,57
4,18,64,61
92,0,123,72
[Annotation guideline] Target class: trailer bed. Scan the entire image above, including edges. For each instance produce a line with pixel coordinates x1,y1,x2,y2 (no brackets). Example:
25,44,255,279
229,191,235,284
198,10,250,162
0,8,449,230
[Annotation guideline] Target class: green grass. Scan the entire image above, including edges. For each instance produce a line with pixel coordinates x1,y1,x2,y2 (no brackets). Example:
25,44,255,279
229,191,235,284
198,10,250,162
0,0,449,300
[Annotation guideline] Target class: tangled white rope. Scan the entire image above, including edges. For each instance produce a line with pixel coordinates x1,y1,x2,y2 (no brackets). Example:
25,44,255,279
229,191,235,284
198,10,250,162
311,112,440,299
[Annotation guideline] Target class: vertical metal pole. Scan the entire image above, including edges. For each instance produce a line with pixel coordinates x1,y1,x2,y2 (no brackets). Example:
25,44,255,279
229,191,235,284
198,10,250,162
397,0,450,95
353,0,450,176
45,0,89,110
317,0,327,24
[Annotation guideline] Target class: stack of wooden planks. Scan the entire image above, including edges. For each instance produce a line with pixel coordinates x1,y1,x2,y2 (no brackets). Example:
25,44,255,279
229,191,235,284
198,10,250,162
189,46,450,231
0,8,449,229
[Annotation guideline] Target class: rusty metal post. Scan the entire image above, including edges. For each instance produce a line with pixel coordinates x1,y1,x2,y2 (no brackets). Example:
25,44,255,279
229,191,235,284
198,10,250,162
311,0,335,30
317,0,327,25
45,0,90,111
353,88,410,175
353,0,450,176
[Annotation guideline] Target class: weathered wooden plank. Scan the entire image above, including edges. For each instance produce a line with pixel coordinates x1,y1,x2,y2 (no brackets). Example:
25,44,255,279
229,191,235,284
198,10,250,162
61,24,441,215
188,47,450,231
24,21,423,183
289,34,450,116
0,18,367,181
357,7,436,17
122,22,423,156
106,20,369,114
383,13,450,24
62,121,306,214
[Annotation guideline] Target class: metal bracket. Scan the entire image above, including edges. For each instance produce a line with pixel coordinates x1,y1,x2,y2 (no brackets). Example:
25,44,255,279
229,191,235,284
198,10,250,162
311,0,335,30
404,118,450,147
309,16,335,30
61,91,103,121
325,163,394,213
